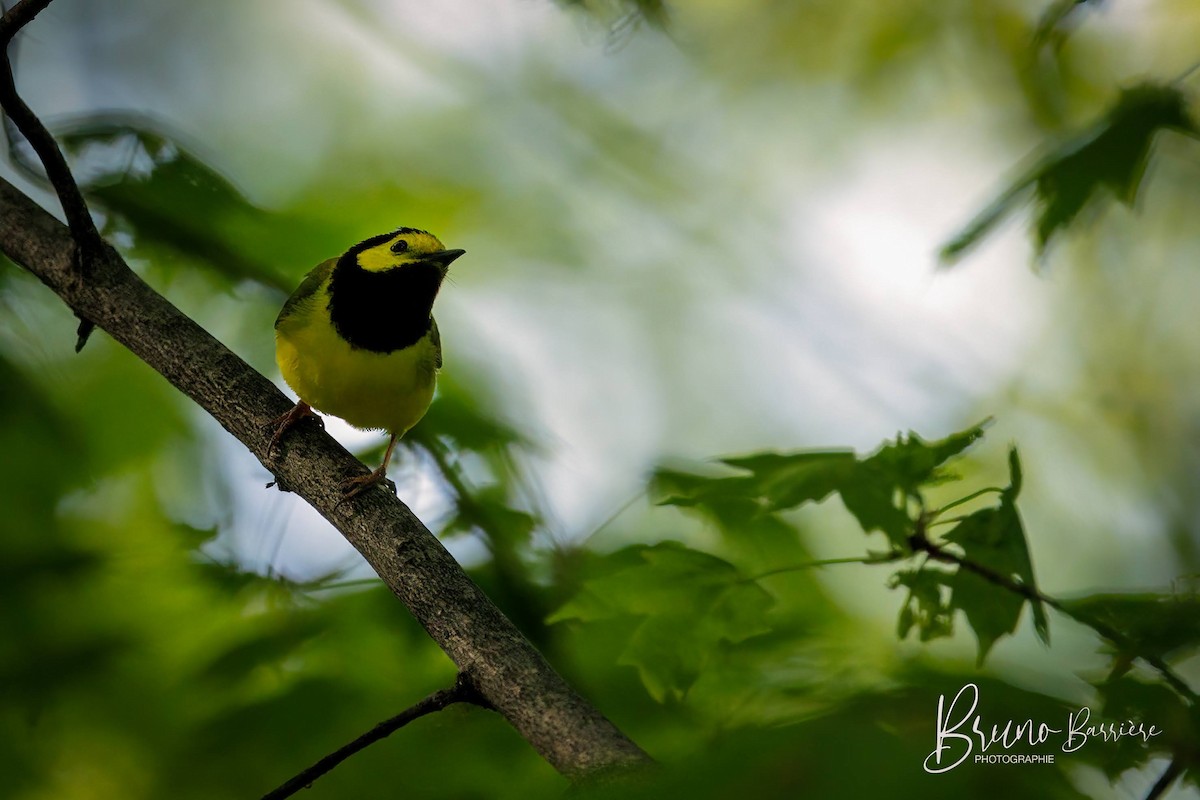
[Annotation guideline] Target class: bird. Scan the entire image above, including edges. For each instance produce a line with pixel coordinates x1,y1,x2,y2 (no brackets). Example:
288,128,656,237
268,227,464,501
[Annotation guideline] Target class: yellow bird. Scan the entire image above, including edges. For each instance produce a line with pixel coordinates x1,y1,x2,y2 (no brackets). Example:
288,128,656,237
268,228,464,500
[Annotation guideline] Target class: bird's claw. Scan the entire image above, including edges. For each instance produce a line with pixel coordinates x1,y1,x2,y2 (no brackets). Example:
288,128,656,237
265,402,319,459
335,468,395,506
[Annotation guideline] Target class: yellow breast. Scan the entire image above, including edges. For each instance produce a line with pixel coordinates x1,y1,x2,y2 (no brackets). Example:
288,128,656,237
275,291,438,434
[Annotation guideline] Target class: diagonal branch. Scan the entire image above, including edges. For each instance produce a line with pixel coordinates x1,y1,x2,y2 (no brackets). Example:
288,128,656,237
908,531,1199,705
0,175,649,778
261,673,492,800
0,0,55,45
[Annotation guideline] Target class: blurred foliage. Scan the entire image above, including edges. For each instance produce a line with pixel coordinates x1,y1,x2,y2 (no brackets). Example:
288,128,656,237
5,0,1200,798
576,671,1096,800
550,541,775,702
1062,592,1200,671
645,423,1048,668
942,83,1199,261
9,114,337,292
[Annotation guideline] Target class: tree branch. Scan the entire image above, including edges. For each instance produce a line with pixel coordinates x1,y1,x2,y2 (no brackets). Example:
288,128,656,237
908,532,1200,705
261,673,492,800
0,0,54,46
0,176,650,778
1,0,100,247
2,0,103,349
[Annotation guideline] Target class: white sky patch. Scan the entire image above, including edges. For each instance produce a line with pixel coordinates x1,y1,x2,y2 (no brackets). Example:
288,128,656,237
798,129,1046,425
448,282,663,537
356,0,577,67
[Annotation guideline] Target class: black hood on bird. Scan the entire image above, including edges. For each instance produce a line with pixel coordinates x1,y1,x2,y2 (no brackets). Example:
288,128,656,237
327,250,462,354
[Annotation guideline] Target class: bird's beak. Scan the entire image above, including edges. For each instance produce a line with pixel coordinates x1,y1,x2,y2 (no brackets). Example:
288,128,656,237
424,249,466,271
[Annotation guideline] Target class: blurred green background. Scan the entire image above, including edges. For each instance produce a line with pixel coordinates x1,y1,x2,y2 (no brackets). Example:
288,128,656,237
3,0,1200,797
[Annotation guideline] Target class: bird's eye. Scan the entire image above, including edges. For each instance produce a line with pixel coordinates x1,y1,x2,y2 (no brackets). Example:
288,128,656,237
390,240,409,254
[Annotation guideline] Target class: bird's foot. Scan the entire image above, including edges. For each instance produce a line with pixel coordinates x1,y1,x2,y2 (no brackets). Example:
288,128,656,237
336,466,396,506
265,401,322,459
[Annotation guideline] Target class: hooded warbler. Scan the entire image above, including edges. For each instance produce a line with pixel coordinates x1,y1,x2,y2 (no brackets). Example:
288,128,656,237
269,228,464,500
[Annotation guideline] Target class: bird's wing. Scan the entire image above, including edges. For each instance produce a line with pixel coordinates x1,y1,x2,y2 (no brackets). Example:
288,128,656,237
275,258,336,331
430,317,443,370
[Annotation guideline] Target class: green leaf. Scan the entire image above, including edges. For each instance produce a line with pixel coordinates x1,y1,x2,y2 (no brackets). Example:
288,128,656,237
1086,676,1194,780
837,477,912,547
550,543,744,619
890,568,955,642
941,83,1196,262
650,466,760,511
406,371,528,454
618,614,708,703
549,542,773,701
950,567,1025,665
576,673,1092,800
197,614,325,685
861,421,990,495
620,573,774,703
838,421,989,547
653,421,989,548
1060,592,1200,665
716,450,856,511
45,114,332,291
442,484,538,545
0,637,132,705
0,549,102,591
941,448,1049,659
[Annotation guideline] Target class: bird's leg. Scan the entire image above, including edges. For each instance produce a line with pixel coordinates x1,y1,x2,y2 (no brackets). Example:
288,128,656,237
265,400,322,458
339,432,400,503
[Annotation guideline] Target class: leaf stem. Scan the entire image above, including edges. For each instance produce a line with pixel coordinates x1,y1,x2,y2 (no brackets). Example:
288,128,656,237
578,489,647,547
926,515,968,528
746,552,903,582
930,487,1004,518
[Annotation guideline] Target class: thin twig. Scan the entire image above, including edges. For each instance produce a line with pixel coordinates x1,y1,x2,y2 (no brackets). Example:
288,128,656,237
1,0,103,349
0,0,97,244
1144,757,1183,800
577,489,646,547
930,487,1004,517
261,673,492,800
0,0,53,45
909,533,1200,705
746,552,903,582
